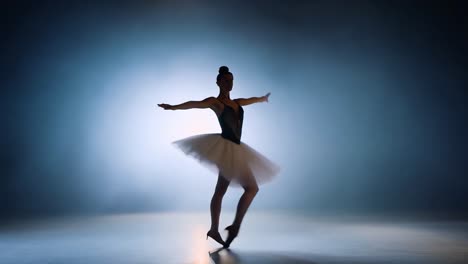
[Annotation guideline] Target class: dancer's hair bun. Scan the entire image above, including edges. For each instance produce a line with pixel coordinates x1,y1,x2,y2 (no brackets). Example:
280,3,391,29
219,66,230,74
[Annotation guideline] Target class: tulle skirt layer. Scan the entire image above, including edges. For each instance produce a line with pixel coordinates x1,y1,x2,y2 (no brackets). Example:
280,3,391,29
172,133,280,186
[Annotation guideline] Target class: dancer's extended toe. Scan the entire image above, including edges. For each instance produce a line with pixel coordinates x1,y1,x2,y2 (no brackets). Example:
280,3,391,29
223,225,239,248
206,230,226,247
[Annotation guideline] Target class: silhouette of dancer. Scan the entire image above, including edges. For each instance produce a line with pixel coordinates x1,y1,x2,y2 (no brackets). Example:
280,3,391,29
158,66,280,248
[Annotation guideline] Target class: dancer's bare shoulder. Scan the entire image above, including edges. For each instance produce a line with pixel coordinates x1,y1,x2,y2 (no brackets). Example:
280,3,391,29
203,96,224,116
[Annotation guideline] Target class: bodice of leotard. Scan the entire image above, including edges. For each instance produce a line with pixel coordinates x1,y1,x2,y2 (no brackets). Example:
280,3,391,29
217,100,244,144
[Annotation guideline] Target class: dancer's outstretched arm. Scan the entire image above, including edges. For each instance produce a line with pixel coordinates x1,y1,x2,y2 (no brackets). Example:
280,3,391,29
235,92,271,106
158,97,218,110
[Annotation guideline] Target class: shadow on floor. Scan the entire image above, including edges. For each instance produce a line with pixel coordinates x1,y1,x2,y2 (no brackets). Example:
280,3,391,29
208,248,317,264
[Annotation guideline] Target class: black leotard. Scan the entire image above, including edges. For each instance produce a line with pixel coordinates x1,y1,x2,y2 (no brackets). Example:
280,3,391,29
217,100,244,144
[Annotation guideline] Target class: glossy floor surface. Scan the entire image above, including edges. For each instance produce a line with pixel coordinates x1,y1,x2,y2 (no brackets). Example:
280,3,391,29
1,212,467,264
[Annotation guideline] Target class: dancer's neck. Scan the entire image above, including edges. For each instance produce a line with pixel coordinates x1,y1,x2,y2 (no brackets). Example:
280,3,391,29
218,91,231,101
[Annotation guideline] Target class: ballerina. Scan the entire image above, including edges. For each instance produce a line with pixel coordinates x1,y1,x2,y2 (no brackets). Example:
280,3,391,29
158,66,280,248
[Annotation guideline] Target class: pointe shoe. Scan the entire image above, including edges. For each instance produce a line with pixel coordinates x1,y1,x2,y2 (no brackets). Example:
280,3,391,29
223,225,239,248
206,230,226,247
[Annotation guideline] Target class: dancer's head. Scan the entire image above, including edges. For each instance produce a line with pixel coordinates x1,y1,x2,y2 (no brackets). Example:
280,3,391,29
216,66,233,92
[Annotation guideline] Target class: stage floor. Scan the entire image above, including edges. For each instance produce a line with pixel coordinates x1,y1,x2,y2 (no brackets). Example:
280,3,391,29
1,211,467,264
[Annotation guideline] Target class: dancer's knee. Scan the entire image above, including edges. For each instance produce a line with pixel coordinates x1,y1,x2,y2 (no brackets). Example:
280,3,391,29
216,190,227,197
244,185,259,195
214,186,228,197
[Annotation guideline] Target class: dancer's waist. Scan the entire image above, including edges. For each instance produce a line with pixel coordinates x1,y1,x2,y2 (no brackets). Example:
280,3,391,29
221,132,241,144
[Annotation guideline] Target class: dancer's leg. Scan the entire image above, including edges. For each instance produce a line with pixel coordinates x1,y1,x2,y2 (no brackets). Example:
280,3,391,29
210,173,230,231
225,171,258,247
232,174,258,228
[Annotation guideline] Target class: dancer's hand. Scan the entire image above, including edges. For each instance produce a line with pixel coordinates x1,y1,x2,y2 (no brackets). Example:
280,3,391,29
158,103,174,110
263,92,271,103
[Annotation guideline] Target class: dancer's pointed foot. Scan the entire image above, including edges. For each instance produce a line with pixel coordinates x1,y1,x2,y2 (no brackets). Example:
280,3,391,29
206,230,226,247
223,225,239,248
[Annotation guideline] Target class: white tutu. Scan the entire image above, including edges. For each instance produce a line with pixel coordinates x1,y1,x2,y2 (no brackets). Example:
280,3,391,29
172,133,280,186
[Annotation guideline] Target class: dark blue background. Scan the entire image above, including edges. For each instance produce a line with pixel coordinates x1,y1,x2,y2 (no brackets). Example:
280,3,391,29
2,1,467,219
